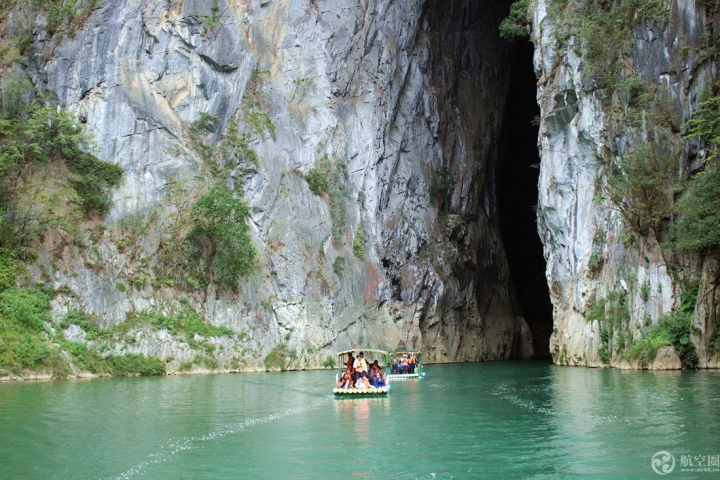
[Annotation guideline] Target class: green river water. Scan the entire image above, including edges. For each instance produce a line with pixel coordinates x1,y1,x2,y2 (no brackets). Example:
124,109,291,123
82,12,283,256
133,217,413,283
1,361,719,479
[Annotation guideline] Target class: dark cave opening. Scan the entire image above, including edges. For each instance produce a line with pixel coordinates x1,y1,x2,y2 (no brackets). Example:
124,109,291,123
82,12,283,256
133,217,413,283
497,40,553,359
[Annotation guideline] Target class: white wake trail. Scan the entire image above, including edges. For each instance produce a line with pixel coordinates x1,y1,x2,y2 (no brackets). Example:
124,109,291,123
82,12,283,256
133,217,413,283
109,397,328,479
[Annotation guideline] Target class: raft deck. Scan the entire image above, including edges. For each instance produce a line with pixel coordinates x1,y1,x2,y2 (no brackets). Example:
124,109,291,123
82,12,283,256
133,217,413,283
386,372,423,380
333,385,390,395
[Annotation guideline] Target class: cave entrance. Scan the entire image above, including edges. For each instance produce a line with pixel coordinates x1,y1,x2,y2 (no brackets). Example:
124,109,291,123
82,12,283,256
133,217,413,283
497,40,553,359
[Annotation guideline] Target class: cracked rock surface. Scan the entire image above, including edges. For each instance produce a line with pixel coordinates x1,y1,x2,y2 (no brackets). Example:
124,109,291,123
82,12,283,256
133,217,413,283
19,0,532,371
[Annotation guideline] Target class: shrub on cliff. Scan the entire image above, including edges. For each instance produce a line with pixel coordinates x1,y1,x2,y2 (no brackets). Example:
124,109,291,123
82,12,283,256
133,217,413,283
0,288,50,333
264,343,289,371
0,72,122,254
305,156,348,243
672,168,720,256
671,90,720,256
306,161,330,195
105,354,166,376
353,227,366,260
684,92,720,164
429,167,455,213
0,249,16,292
321,355,336,369
550,0,668,86
128,306,234,343
625,327,671,365
0,286,169,377
627,312,698,368
332,256,346,277
587,291,630,364
499,0,530,40
185,186,256,287
605,145,677,238
0,288,59,372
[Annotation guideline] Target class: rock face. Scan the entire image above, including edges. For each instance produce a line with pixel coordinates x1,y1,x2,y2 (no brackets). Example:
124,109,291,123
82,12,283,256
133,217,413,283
532,0,719,368
13,0,534,371
651,346,682,371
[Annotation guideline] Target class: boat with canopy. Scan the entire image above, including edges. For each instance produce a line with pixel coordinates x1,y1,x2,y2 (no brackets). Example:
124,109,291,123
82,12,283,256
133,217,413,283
332,349,390,395
386,351,424,379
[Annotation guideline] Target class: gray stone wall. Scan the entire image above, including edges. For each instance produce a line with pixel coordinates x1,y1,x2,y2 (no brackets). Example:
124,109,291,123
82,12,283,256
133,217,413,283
15,0,531,372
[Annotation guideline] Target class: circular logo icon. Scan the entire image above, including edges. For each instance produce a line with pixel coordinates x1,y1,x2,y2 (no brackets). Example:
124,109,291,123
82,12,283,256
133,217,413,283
651,451,676,475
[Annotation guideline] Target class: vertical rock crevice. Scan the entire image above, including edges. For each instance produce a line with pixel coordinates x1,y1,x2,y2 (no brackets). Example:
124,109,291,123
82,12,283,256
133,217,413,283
497,40,553,359
418,0,537,360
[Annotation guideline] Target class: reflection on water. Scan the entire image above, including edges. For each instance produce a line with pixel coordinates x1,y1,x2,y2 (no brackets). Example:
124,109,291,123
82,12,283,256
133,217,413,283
1,363,718,479
334,396,391,448
489,365,720,477
404,380,419,410
332,396,393,479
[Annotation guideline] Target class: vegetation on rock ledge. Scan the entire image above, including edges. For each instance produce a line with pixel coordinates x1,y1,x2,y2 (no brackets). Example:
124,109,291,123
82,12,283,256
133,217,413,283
499,0,531,40
0,72,123,256
306,155,349,243
0,287,168,378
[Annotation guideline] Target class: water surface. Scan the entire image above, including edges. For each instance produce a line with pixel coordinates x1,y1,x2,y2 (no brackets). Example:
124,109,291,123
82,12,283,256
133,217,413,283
1,362,719,478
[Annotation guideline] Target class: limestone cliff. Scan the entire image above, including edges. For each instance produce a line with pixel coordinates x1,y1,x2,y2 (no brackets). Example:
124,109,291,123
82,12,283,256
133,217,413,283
533,0,719,369
2,0,534,375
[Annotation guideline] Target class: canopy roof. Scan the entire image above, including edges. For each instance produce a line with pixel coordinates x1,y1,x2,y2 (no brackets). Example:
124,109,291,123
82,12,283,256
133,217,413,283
391,351,422,356
336,349,389,357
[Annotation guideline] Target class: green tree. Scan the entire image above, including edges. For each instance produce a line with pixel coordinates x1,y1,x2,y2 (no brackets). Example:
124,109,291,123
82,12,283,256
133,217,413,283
627,311,698,368
0,288,58,372
499,0,530,40
672,168,720,255
305,156,348,243
605,145,677,238
306,156,332,195
353,227,365,259
186,186,256,287
0,77,122,251
0,250,16,292
671,89,720,256
684,93,720,164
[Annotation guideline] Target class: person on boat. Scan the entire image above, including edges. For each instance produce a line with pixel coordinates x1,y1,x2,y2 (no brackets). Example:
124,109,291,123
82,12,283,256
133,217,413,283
346,352,355,372
372,362,386,387
399,354,410,374
338,366,354,389
376,369,386,387
408,353,418,374
391,357,399,374
353,351,368,384
355,371,371,389
368,360,380,387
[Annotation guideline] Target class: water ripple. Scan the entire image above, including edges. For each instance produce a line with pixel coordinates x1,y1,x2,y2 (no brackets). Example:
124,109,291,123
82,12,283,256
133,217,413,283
490,382,632,424
109,398,328,479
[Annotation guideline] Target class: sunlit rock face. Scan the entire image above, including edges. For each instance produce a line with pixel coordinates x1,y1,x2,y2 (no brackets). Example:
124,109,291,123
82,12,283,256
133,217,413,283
533,0,719,368
19,0,532,371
